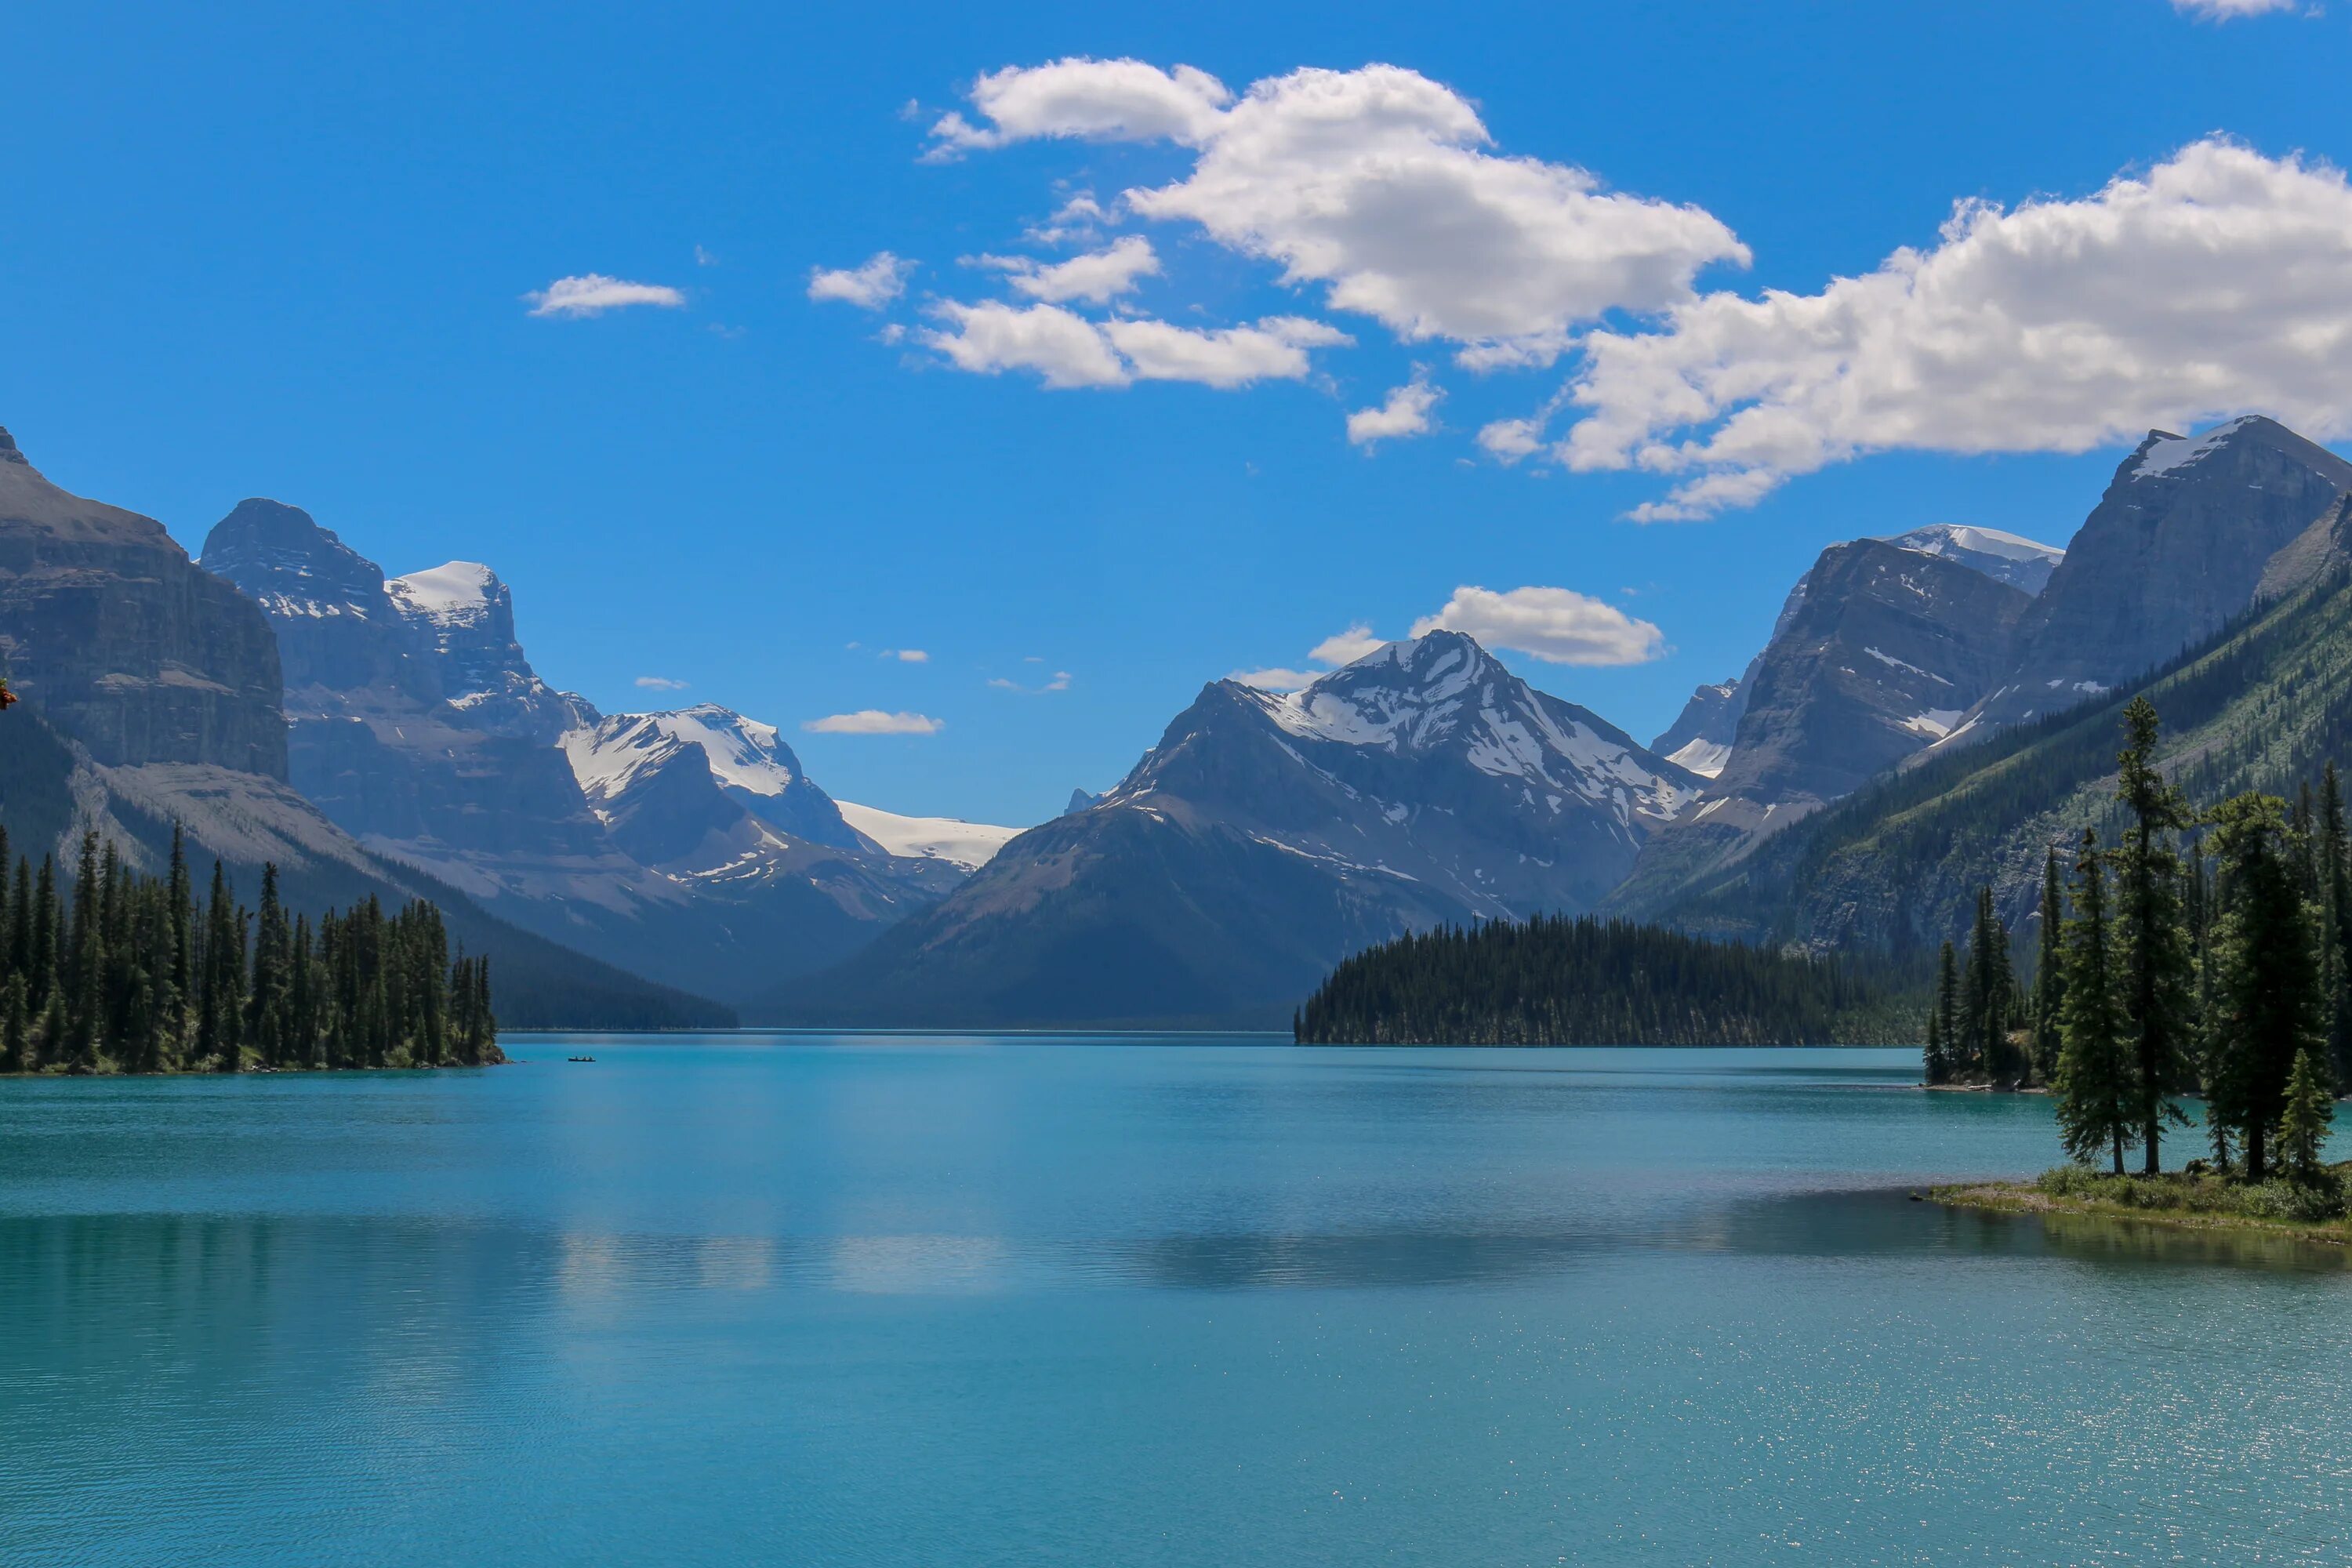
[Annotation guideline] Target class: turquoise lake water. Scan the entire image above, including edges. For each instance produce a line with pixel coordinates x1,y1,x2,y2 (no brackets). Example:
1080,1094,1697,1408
4,1036,2349,1566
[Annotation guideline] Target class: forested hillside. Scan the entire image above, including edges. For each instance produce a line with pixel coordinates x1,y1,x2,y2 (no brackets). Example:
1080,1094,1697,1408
1293,914,1907,1046
1631,568,2352,968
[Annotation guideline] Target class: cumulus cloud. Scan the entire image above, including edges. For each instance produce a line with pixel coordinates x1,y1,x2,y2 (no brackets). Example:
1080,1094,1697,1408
879,648,930,662
1523,139,2352,518
1025,192,1111,245
2174,0,2296,16
928,60,1234,154
1232,622,1393,689
1347,376,1443,446
920,300,1349,389
633,675,690,691
808,252,916,308
1411,586,1665,666
930,59,1747,361
1477,417,1545,463
802,710,944,735
526,274,686,318
1308,623,1386,665
985,235,1162,303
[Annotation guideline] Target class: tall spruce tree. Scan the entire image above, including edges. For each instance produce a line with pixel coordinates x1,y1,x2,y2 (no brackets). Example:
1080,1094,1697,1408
2056,829,2136,1174
2111,698,2196,1173
2322,764,2352,1089
2031,847,2067,1085
2278,1047,2336,1185
1929,941,1961,1083
1962,888,2015,1083
2202,793,2328,1181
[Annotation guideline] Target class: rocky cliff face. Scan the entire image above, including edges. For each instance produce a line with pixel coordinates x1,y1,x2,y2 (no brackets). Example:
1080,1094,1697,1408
1609,535,2041,919
0,431,287,775
1974,416,2352,728
386,561,597,743
772,632,1701,1026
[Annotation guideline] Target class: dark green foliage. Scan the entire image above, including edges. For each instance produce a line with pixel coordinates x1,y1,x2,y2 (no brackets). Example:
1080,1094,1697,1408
0,829,496,1075
1293,914,1904,1046
2278,1047,2336,1184
1959,888,2016,1082
2202,792,2328,1181
2031,848,2066,1083
2056,829,2136,1175
1927,941,1960,1083
2111,697,2198,1173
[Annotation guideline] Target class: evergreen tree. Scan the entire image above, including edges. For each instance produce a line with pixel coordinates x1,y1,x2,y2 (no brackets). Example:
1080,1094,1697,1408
166,825,193,1064
2203,792,2328,1181
27,857,56,1049
2111,697,2197,1173
1933,941,1961,1082
2031,846,2067,1084
2324,764,2352,1087
246,863,291,1069
0,974,24,1075
1962,888,2015,1082
2278,1046,2336,1184
2056,829,2136,1174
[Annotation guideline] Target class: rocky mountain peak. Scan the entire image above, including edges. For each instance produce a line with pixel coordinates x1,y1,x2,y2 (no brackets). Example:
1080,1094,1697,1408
0,427,26,466
201,498,390,615
1878,522,2063,593
563,704,858,850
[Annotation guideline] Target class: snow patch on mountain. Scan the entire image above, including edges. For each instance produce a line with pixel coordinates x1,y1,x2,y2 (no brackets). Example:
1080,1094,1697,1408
387,561,498,621
835,802,1022,870
1666,738,1732,778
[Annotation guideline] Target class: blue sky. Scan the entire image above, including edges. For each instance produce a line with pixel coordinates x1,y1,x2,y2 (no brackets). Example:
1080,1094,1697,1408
9,0,2352,824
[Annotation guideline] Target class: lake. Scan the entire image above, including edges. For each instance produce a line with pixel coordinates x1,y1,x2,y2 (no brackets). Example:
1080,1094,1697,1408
3,1037,2347,1566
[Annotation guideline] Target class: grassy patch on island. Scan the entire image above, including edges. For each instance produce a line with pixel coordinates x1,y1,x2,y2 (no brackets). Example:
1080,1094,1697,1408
1934,1164,2352,1246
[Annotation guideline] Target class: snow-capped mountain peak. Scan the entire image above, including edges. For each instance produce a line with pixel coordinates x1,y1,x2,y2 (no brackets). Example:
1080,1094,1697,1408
2125,416,2267,483
1878,523,2064,593
386,560,499,622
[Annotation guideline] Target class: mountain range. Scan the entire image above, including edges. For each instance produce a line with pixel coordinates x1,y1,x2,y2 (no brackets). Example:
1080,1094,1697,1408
6,411,2350,1028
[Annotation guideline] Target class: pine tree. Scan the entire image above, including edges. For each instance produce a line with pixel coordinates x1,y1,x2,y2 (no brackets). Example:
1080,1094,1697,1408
246,863,290,1069
2031,846,2067,1085
1962,888,2015,1083
0,974,24,1075
199,862,245,1072
2056,829,2137,1174
2111,697,2196,1173
2278,1046,2336,1185
2323,764,2352,1088
1929,941,1961,1083
2203,792,2328,1182
166,826,193,1063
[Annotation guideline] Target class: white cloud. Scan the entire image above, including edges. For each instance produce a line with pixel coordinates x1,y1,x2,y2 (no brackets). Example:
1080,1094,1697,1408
932,60,1747,360
990,670,1073,693
2174,0,2296,16
633,675,690,691
920,300,1348,389
1229,666,1319,691
1346,376,1443,446
991,236,1162,304
694,245,717,267
808,252,916,309
1025,192,1110,245
1308,624,1386,665
920,300,1131,387
928,59,1234,154
802,710,944,735
1411,586,1665,666
883,648,930,662
526,274,686,318
1477,417,1544,463
1536,138,2352,519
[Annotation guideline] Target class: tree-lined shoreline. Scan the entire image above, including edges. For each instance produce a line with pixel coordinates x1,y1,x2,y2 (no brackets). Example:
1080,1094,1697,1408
0,825,498,1075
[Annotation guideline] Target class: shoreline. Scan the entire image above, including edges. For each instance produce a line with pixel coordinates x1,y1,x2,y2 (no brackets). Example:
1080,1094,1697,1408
1930,1178,2352,1247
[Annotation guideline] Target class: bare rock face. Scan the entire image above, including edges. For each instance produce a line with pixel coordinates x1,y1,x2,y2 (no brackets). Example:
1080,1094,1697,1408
1608,536,2038,920
1976,416,2352,727
0,430,287,775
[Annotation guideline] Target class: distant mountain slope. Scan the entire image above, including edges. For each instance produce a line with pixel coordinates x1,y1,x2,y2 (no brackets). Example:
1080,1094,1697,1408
1972,416,2352,730
768,632,1701,1027
201,500,964,1004
1610,537,2037,918
1640,566,2352,961
0,433,724,1028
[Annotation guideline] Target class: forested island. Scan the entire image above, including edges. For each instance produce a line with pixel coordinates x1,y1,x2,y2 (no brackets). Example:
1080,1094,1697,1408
1932,699,2349,1236
1292,913,1904,1045
0,825,498,1074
